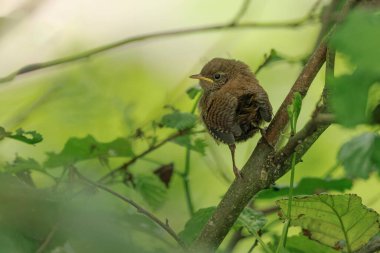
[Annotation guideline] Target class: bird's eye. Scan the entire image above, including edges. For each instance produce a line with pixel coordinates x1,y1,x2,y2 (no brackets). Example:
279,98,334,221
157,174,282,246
214,73,221,80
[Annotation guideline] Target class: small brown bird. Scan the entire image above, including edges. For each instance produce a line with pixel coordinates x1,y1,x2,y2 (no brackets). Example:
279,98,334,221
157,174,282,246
190,58,272,178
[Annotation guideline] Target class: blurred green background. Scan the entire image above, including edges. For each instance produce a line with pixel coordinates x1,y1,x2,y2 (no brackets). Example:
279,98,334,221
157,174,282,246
0,0,379,252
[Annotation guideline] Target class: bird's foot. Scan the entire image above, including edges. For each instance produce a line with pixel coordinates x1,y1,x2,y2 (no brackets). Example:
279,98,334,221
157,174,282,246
259,127,274,149
233,165,242,179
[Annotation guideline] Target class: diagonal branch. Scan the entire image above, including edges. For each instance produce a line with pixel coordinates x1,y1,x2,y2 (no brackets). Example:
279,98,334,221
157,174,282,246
74,169,187,250
0,14,318,84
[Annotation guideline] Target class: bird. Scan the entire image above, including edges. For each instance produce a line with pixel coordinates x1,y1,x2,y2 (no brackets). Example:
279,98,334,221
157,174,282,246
190,58,272,179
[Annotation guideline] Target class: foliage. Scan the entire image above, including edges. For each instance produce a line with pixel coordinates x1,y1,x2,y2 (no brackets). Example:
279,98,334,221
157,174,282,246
161,111,197,130
285,236,339,253
287,92,302,134
277,194,380,252
45,135,134,168
0,127,43,145
338,132,380,179
135,175,167,210
256,177,352,199
179,207,266,244
329,10,380,127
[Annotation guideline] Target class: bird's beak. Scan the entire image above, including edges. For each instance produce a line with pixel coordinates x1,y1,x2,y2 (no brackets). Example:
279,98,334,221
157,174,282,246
189,74,214,84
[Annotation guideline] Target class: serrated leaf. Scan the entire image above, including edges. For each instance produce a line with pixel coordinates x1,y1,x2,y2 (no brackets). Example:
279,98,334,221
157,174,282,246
179,207,216,244
134,175,167,210
338,133,380,179
44,135,134,168
186,86,201,99
7,128,43,145
161,111,197,130
4,156,44,174
287,92,302,134
234,208,266,234
256,177,352,199
285,236,338,253
277,194,380,252
172,135,207,155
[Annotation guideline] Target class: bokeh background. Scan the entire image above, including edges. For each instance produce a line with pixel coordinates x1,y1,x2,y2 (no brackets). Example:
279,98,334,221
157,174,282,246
0,0,379,252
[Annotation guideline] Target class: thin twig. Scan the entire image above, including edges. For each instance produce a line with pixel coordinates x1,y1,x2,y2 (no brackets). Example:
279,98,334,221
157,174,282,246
75,169,187,250
0,16,317,84
230,0,252,25
35,223,59,253
183,146,194,215
98,129,197,183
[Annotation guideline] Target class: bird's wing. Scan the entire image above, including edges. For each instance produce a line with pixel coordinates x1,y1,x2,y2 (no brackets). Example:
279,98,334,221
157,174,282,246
202,93,241,144
244,86,272,123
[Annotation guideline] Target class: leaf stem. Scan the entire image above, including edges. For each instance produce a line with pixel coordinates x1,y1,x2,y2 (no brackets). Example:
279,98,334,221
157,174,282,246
183,92,202,216
253,231,273,253
183,146,194,215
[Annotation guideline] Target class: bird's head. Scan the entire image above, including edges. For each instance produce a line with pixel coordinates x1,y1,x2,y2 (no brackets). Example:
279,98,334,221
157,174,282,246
190,58,251,92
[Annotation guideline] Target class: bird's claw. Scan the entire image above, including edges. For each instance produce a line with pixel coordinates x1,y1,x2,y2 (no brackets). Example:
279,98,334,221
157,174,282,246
259,127,274,149
233,166,242,179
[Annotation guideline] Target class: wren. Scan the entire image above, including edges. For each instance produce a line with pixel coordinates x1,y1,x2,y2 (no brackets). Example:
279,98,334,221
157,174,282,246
190,58,272,179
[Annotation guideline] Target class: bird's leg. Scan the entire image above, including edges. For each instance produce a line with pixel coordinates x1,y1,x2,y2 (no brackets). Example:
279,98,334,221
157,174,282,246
228,144,242,179
258,127,274,149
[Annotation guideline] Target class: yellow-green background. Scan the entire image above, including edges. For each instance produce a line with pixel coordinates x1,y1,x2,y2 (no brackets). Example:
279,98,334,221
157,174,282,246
0,0,379,252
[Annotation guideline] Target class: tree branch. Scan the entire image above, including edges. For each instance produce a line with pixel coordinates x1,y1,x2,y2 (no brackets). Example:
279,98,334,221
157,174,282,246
230,0,252,25
0,13,318,84
97,129,197,183
74,169,187,251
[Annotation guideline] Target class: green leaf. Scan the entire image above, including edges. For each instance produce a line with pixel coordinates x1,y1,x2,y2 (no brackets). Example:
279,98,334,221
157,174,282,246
161,111,197,130
256,177,352,199
267,49,285,63
7,128,43,145
277,194,380,252
329,10,380,127
4,156,44,174
172,135,207,155
134,175,167,210
44,135,134,168
285,236,339,253
234,208,267,234
330,10,380,76
179,207,216,244
329,71,375,127
287,92,302,134
186,86,201,99
179,207,266,245
338,133,380,179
